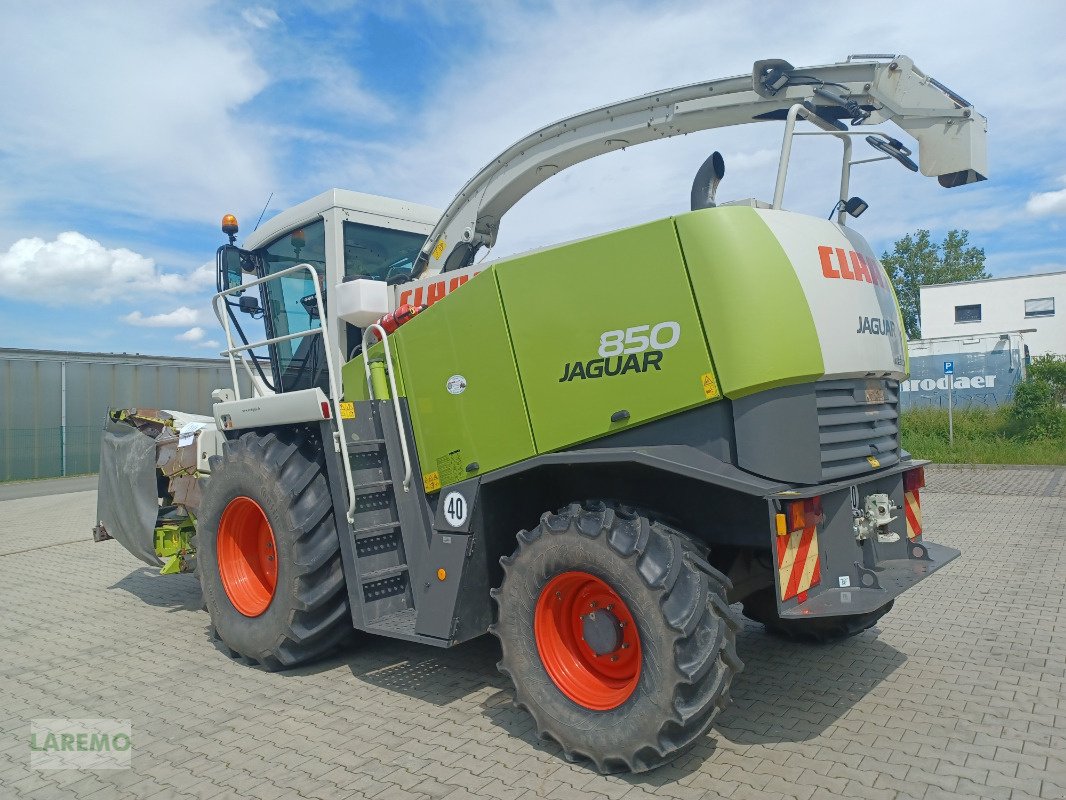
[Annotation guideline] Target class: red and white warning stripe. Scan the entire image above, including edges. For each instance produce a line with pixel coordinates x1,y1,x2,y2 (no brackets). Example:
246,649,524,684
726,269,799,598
777,525,821,602
904,490,922,540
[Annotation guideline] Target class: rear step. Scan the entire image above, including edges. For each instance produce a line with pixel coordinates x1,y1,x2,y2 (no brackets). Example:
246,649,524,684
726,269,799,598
363,608,448,644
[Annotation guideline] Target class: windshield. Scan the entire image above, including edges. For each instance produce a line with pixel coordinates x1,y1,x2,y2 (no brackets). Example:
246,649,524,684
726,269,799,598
259,220,327,392
344,220,426,285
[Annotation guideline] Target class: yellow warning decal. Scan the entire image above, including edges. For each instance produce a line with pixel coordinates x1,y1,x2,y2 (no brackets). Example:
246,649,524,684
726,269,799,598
432,239,446,260
700,372,720,399
423,471,442,493
338,401,356,419
867,456,880,468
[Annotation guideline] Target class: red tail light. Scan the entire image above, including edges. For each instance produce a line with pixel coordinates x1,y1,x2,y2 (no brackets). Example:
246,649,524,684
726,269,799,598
781,496,823,534
904,466,925,492
320,401,331,419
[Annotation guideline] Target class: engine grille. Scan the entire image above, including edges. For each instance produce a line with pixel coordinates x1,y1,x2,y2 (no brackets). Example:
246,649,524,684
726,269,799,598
816,379,900,481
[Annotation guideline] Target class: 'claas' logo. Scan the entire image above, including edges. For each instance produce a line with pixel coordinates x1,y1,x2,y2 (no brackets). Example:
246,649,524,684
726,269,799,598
398,271,482,308
817,246,891,290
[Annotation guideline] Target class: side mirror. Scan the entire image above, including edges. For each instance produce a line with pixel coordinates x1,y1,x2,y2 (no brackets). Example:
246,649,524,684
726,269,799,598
219,245,260,294
238,296,260,315
220,245,245,294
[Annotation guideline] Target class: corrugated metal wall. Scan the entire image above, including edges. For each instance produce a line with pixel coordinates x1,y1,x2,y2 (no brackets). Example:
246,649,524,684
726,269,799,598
0,349,252,481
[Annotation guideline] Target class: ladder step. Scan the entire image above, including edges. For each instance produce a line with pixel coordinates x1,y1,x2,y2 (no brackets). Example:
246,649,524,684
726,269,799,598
352,520,401,538
361,564,409,582
348,438,387,448
352,480,392,494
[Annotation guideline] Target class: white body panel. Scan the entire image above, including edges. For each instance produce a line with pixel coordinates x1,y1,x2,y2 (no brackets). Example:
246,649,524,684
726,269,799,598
335,278,391,326
756,209,907,379
213,388,330,431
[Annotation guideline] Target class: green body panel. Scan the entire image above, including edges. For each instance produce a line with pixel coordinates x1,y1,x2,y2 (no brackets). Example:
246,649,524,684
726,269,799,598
338,208,908,488
342,340,406,402
674,207,824,398
495,219,718,454
392,270,535,488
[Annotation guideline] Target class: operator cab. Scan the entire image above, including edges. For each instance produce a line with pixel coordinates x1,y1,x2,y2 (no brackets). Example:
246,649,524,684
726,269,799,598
217,189,439,395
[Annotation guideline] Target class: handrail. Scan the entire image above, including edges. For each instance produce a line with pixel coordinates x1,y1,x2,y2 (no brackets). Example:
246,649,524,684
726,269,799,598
362,324,413,493
212,262,359,523
773,103,854,218
237,355,264,397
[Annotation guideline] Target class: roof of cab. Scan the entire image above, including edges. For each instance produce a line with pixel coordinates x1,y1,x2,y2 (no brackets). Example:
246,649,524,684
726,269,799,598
243,189,441,251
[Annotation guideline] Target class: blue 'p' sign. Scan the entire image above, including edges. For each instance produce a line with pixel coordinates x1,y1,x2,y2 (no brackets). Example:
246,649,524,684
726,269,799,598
944,361,954,375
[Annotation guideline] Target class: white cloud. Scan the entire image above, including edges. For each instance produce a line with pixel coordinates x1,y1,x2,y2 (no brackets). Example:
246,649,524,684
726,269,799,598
241,7,280,29
0,6,275,223
177,326,206,342
124,307,201,327
182,262,217,292
0,232,211,305
340,2,1066,264
1027,183,1066,217
198,340,222,350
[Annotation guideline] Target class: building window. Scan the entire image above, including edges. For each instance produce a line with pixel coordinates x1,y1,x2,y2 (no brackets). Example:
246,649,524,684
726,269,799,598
1025,297,1055,318
954,304,982,323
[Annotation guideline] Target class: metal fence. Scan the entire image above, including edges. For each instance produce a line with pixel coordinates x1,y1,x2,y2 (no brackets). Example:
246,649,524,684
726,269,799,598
0,349,252,482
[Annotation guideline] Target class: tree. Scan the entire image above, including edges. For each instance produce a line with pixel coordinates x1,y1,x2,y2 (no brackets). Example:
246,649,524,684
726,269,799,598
880,229,988,340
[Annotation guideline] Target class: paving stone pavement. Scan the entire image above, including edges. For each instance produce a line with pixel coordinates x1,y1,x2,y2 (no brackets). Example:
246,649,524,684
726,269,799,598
0,468,1064,800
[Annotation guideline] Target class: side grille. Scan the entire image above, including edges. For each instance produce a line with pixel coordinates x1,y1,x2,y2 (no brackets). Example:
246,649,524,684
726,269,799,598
816,379,900,481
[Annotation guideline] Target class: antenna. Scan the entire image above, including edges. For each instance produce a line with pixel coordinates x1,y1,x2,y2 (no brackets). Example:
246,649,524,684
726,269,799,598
253,192,274,232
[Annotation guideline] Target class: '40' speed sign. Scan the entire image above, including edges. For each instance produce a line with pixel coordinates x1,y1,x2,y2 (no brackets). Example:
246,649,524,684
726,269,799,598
443,492,468,527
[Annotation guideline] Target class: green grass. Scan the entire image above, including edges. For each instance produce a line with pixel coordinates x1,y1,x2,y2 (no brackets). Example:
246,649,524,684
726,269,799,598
900,406,1066,465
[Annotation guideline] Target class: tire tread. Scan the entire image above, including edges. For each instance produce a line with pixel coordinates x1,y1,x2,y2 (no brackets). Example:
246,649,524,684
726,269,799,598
199,427,351,671
493,500,743,774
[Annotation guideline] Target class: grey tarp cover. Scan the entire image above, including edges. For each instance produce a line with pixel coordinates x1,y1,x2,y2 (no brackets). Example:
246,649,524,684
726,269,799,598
96,417,162,566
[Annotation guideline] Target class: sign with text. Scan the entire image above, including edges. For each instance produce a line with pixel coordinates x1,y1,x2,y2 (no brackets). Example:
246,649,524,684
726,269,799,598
900,347,1022,409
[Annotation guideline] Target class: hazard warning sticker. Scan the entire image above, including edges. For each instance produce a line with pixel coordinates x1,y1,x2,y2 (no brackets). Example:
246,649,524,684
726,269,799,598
423,471,442,493
701,372,720,399
338,402,356,419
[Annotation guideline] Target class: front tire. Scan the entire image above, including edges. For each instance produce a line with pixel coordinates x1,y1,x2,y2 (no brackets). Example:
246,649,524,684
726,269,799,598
741,586,894,643
197,428,352,670
491,501,742,773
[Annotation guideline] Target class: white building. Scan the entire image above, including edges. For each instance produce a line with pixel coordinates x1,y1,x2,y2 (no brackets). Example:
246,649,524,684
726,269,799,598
919,271,1066,357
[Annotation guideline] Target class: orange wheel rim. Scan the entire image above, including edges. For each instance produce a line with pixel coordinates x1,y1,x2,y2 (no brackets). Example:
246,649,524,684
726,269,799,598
217,497,278,617
534,571,641,710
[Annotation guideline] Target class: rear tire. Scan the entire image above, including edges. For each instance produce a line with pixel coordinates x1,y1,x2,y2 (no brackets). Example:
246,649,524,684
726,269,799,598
741,587,893,643
491,501,742,773
197,427,352,670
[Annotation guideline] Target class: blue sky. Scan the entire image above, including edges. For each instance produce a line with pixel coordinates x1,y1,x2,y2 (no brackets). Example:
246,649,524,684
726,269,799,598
1,1,1064,357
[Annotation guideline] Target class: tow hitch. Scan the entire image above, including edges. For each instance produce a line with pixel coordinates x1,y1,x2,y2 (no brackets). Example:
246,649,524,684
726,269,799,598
852,491,900,544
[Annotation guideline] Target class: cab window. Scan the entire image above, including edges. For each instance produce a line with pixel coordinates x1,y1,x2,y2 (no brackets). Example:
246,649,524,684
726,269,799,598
343,220,426,285
258,220,328,393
